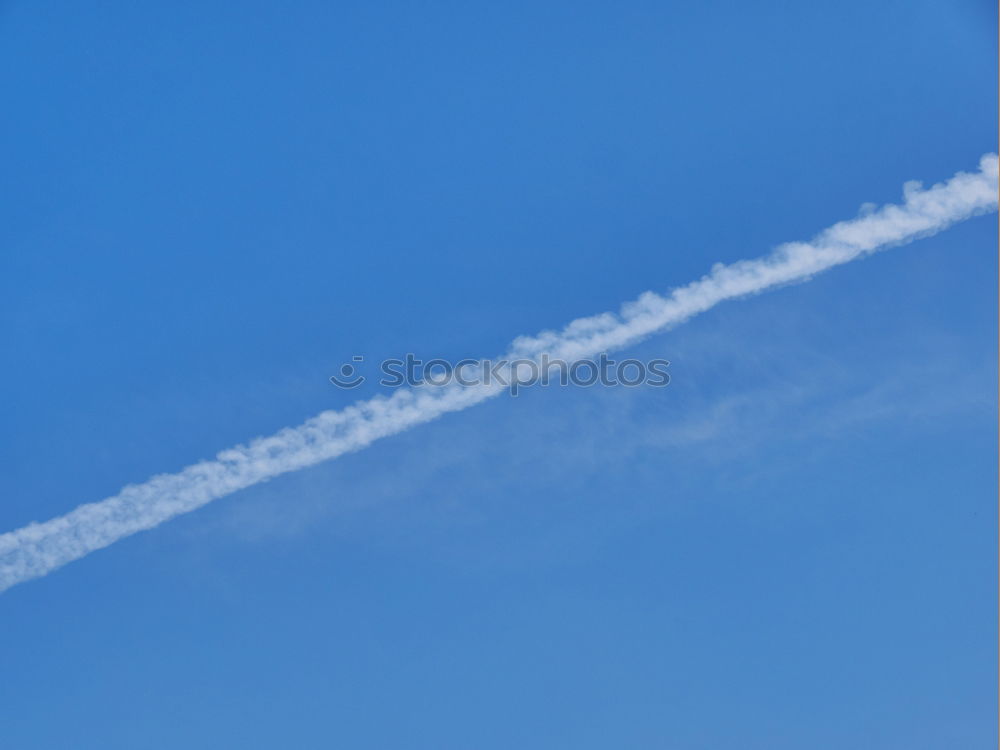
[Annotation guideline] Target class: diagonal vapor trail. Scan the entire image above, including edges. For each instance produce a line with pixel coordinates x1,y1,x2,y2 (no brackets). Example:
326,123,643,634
1,154,996,594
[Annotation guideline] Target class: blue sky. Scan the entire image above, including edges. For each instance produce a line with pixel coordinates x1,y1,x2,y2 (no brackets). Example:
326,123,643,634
0,1,996,747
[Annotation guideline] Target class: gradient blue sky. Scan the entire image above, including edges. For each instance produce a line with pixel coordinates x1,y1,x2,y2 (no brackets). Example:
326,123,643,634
1,1,996,747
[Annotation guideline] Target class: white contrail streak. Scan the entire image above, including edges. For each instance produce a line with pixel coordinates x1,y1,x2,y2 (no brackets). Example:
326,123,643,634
1,155,996,593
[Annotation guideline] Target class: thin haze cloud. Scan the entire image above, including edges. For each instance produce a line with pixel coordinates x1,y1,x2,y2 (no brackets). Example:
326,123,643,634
1,155,996,593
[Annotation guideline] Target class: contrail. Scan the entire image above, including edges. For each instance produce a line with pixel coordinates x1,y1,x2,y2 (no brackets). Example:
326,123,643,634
1,155,996,593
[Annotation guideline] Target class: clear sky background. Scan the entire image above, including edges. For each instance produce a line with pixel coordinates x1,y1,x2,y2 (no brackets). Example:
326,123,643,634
0,1,996,747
